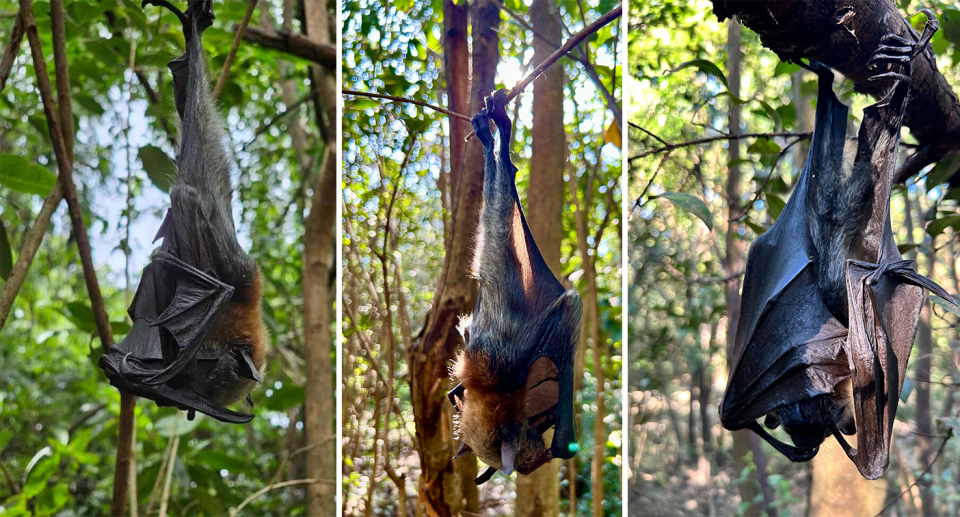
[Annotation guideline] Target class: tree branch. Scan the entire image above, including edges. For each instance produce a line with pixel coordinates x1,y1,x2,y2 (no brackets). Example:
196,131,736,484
342,89,472,121
0,183,63,328
214,0,259,100
241,25,335,69
466,4,622,141
19,3,133,516
629,129,812,162
0,9,24,93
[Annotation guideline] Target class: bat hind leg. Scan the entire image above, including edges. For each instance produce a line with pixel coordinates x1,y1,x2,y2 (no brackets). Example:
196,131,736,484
868,10,939,86
747,421,819,462
471,100,495,149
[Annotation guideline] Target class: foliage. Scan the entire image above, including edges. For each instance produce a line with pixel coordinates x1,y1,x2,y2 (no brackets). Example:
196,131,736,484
0,0,328,514
342,0,622,515
628,0,960,516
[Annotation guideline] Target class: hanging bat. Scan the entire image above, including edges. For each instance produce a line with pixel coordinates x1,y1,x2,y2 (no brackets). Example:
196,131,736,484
720,11,955,479
98,0,267,424
445,90,583,485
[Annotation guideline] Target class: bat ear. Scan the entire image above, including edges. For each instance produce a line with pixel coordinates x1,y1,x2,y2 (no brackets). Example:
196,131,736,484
237,349,263,383
447,383,465,409
454,441,472,459
500,438,516,475
152,210,174,243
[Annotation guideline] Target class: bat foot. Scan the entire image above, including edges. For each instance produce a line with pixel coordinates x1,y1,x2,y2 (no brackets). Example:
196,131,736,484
488,89,512,137
913,9,939,58
471,105,495,148
142,0,188,27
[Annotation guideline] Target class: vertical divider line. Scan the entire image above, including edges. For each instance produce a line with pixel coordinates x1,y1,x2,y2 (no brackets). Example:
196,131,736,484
620,3,630,515
335,0,344,514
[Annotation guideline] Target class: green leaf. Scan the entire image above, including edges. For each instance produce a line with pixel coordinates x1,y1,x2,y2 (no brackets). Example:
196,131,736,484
666,59,728,89
0,155,57,196
111,321,132,337
653,192,714,230
755,100,782,131
194,450,254,475
22,452,58,499
774,60,801,76
63,302,97,334
0,218,12,280
154,413,203,437
138,145,176,193
264,384,305,411
897,243,919,254
745,220,766,236
746,138,781,155
942,10,960,47
0,429,12,450
766,193,786,221
926,154,960,191
35,483,70,516
930,294,959,317
926,214,960,237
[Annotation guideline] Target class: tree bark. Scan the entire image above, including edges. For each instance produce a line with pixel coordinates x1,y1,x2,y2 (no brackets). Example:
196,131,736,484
515,0,567,513
916,229,935,517
408,1,499,514
241,26,336,69
302,1,337,514
724,19,773,517
303,148,337,517
711,0,960,187
808,436,887,517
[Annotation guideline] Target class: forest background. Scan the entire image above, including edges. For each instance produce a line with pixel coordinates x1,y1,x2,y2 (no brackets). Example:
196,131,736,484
0,0,338,515
342,0,623,516
628,1,960,516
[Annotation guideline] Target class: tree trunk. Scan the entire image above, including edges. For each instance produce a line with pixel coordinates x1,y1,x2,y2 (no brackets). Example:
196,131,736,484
409,1,499,514
303,149,337,517
724,20,773,517
442,3,479,509
916,235,935,517
516,0,566,513
808,435,887,517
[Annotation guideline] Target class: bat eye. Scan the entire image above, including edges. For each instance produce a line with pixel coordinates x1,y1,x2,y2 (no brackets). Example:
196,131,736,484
764,414,781,429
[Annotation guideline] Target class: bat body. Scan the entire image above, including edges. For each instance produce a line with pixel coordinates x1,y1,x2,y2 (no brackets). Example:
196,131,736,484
720,12,954,479
447,91,583,484
98,0,267,424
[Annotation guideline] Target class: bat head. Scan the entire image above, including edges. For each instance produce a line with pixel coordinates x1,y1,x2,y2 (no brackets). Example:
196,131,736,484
755,379,854,461
449,349,559,481
203,267,268,405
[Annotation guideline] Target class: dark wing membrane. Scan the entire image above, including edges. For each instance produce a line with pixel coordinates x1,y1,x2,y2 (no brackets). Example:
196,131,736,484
98,249,241,423
721,265,849,428
534,289,582,461
142,252,234,385
721,66,850,428
843,259,953,479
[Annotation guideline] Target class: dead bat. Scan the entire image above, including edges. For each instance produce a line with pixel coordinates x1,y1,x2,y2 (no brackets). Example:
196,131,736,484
98,0,267,424
720,11,955,479
446,90,583,485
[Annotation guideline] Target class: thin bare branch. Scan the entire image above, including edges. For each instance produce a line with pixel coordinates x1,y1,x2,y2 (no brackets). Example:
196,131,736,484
343,89,472,122
630,130,812,162
214,0,259,100
0,9,24,93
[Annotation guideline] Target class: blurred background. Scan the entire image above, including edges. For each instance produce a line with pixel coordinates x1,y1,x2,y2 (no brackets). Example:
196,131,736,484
341,0,622,515
627,0,960,516
0,0,336,514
